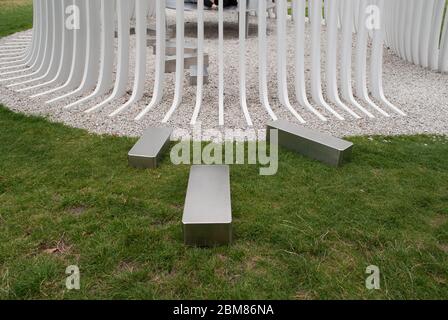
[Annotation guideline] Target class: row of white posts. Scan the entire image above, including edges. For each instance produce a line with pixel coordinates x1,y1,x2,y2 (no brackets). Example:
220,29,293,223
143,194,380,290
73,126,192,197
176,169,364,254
3,0,436,127
383,0,448,73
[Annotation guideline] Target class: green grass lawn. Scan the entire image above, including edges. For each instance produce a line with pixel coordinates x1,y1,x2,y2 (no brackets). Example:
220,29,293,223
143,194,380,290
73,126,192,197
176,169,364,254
0,106,447,299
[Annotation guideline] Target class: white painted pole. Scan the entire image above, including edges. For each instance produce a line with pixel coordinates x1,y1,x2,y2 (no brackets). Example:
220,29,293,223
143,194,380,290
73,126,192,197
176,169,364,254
355,0,389,117
162,0,185,123
258,0,277,121
428,0,445,70
293,0,326,122
88,0,131,113
0,0,41,70
340,0,374,118
439,5,448,73
190,0,204,125
309,0,344,120
0,0,49,80
65,0,115,108
110,0,148,116
419,0,436,68
14,0,64,91
325,0,360,119
41,0,88,100
218,0,225,126
135,0,166,120
277,0,305,123
238,0,253,126
371,0,406,116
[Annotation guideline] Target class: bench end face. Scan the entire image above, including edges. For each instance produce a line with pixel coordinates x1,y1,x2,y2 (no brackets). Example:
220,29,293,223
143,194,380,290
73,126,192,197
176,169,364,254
183,223,232,247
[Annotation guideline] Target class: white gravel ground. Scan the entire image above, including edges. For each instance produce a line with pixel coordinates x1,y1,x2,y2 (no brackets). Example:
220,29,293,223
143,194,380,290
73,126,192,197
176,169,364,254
1,11,447,140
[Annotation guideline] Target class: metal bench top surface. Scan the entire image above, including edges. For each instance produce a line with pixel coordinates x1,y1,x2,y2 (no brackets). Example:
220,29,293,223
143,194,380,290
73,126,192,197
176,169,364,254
128,127,173,158
183,165,232,225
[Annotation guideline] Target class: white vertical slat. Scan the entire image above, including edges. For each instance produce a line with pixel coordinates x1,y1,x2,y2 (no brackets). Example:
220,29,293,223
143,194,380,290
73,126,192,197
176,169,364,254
354,0,389,117
258,0,277,121
340,0,374,118
371,0,406,116
396,0,406,60
89,0,132,113
110,0,148,116
309,0,344,120
402,0,412,61
293,0,326,122
47,0,100,103
190,0,204,125
325,0,359,119
41,0,88,100
61,0,106,107
239,0,253,126
0,0,49,80
136,0,167,120
277,0,305,123
428,0,445,70
18,0,70,93
162,0,185,123
30,0,75,98
439,5,448,73
218,0,225,126
0,0,41,69
12,0,63,90
418,0,436,68
411,0,423,65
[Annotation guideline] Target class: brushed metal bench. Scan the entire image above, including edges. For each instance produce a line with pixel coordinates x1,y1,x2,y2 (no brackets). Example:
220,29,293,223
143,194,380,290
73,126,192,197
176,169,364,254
267,120,353,167
128,127,173,169
182,165,232,246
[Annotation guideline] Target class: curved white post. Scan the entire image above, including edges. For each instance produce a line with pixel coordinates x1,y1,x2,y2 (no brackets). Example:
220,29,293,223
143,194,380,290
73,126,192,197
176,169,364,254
110,0,148,117
88,0,131,114
340,0,374,118
438,5,448,73
50,0,101,105
258,0,277,121
0,0,49,80
428,0,445,70
238,0,253,126
63,0,114,108
19,0,72,93
403,0,414,63
277,0,305,123
190,0,204,125
135,0,166,120
12,0,64,90
371,0,406,116
410,0,424,66
38,0,87,100
162,0,185,123
355,0,389,117
325,0,360,119
309,0,344,120
418,0,436,68
397,0,407,60
30,0,75,98
218,0,225,125
293,0,326,122
0,0,41,70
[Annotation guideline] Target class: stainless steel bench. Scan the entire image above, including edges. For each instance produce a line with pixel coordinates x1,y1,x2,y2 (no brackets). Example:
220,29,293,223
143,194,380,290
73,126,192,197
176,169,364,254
182,165,232,246
267,120,353,167
128,127,173,169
